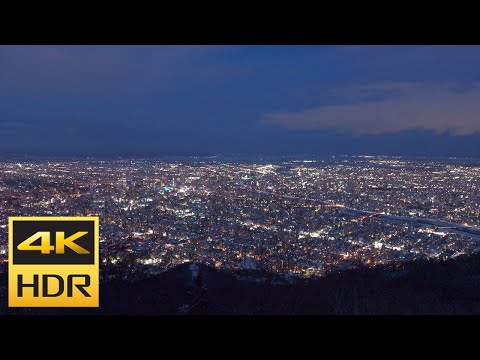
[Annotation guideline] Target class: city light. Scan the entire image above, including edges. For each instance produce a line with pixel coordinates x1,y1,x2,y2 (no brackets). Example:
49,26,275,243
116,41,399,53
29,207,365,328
0,155,479,278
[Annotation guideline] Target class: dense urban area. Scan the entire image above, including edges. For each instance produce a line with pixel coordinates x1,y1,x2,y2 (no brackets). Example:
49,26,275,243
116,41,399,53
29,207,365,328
1,155,480,279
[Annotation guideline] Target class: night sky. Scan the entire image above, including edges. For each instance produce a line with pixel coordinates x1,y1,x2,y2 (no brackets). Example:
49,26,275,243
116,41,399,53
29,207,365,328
1,45,479,157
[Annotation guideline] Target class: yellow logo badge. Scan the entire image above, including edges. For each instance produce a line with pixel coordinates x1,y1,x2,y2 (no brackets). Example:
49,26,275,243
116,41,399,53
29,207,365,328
9,217,99,307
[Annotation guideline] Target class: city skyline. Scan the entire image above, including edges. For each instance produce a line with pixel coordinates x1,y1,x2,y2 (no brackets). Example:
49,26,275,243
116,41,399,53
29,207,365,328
2,45,480,314
1,155,479,278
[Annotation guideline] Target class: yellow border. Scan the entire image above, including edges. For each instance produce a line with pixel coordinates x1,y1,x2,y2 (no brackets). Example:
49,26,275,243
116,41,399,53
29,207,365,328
9,216,99,221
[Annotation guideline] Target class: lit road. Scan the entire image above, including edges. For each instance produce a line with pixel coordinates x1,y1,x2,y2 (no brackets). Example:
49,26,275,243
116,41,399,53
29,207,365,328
253,190,480,239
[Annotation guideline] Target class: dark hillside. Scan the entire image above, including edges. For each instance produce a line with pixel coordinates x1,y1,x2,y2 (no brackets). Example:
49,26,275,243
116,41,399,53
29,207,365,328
2,254,480,315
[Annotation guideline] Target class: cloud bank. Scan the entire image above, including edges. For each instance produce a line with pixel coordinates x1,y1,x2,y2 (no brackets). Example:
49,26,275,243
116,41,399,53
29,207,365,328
263,83,480,136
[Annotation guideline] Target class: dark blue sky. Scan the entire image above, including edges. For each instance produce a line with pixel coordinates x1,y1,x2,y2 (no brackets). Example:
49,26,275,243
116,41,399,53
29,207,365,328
1,45,480,157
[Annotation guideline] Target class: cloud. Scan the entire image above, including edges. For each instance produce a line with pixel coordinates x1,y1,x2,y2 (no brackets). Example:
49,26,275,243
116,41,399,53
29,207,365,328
262,83,480,136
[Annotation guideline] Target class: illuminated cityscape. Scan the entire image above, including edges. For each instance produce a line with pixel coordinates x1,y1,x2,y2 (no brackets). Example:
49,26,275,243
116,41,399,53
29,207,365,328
1,155,479,279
